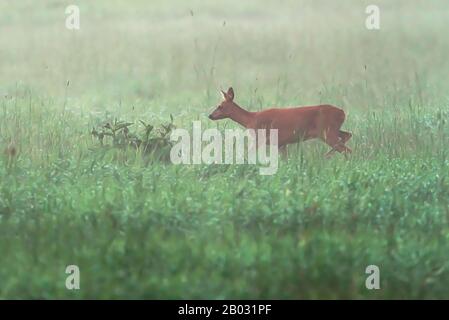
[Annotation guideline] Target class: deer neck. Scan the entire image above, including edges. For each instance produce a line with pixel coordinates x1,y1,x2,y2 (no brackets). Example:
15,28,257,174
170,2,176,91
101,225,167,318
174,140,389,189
229,104,254,128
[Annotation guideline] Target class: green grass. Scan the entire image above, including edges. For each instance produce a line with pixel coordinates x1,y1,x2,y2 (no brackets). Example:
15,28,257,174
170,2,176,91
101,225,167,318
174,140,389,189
1,0,449,299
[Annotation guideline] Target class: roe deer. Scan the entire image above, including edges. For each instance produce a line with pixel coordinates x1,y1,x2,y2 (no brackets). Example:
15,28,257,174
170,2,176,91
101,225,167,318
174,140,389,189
208,87,352,157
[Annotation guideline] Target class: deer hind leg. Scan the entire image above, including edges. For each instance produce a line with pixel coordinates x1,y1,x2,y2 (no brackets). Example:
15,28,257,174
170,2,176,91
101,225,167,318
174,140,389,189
338,130,352,144
323,130,352,158
337,130,352,154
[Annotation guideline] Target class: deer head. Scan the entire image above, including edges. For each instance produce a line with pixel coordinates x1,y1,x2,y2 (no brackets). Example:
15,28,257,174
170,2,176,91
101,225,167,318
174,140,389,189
208,87,237,120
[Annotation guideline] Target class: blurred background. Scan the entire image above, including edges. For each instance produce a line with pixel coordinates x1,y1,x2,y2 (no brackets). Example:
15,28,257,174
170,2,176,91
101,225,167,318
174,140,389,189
1,0,448,111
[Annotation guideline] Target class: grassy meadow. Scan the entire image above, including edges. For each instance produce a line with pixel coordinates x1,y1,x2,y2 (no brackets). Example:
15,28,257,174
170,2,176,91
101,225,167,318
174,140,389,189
1,0,449,299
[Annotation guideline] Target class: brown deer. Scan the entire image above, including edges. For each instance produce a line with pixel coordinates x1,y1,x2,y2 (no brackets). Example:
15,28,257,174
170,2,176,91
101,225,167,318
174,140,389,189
208,87,352,157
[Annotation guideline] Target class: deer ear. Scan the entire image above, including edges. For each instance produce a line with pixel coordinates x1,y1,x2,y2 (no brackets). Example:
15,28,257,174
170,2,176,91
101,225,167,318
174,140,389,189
220,90,227,99
227,87,234,101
